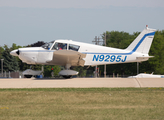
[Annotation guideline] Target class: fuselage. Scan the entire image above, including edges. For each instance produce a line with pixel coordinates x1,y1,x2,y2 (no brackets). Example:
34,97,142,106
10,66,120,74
10,39,150,66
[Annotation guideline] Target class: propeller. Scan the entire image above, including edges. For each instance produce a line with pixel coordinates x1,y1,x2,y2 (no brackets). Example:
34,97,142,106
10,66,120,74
16,50,20,55
10,49,20,56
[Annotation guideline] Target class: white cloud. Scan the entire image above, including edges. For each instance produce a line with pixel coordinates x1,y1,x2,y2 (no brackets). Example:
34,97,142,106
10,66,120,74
0,0,164,8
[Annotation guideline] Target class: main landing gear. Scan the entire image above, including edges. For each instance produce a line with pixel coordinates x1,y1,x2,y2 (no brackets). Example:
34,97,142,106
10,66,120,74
59,70,78,79
59,64,78,79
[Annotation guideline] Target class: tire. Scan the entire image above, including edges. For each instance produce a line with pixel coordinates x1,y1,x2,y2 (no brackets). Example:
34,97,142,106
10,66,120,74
62,75,72,79
24,75,33,78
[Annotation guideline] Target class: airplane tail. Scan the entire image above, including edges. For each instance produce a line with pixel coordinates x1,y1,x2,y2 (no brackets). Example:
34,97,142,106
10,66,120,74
126,26,156,54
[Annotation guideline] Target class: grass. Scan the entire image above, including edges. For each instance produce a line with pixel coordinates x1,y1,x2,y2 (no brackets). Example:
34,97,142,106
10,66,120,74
0,88,164,120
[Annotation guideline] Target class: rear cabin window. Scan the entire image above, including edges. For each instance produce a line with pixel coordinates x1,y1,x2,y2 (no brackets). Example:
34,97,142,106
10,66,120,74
52,43,67,50
69,44,80,51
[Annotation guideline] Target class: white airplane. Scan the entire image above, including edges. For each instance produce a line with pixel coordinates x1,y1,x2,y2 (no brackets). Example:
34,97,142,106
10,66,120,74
128,73,164,78
10,26,156,78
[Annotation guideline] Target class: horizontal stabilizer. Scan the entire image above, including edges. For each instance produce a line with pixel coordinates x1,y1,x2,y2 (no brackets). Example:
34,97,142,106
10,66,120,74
136,56,154,61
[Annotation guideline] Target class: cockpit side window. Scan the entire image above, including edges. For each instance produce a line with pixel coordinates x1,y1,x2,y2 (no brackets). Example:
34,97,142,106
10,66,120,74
52,42,67,50
69,44,80,51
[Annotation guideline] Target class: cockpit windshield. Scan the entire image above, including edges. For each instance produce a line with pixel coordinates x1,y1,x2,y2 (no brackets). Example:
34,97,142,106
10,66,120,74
42,41,54,50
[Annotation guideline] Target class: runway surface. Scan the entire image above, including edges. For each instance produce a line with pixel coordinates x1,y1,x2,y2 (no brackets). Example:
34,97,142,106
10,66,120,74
0,77,164,88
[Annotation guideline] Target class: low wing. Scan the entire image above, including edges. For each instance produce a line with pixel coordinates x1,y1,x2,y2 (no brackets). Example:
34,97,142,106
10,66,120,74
47,50,86,66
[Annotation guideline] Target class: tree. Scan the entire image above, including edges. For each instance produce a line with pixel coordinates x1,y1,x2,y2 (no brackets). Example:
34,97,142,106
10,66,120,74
146,31,164,74
27,41,45,47
102,31,136,49
0,46,4,72
0,45,19,72
44,65,61,77
11,43,22,50
72,66,87,77
0,46,4,58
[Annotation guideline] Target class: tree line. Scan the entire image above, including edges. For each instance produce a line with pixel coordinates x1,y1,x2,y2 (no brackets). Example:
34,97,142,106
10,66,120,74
0,29,164,77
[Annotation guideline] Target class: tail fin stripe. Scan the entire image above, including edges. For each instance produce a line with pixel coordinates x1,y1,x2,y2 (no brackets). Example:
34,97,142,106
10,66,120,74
131,31,155,52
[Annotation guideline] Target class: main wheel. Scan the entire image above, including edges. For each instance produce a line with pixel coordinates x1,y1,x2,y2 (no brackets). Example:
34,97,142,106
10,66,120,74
62,75,72,79
24,75,33,78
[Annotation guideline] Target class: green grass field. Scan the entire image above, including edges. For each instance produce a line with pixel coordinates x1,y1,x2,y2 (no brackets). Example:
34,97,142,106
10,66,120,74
0,88,164,120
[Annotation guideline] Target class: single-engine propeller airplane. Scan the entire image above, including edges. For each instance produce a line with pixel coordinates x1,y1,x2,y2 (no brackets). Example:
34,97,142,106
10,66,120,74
10,26,156,78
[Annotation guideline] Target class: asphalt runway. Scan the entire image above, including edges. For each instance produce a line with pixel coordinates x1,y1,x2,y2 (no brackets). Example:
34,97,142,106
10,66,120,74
0,77,164,88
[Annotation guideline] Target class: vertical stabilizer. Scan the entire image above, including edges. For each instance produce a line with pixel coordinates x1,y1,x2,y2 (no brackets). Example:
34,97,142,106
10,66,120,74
126,26,156,54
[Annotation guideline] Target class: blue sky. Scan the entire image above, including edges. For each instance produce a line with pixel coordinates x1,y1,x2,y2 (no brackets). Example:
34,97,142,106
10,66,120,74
0,0,164,47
